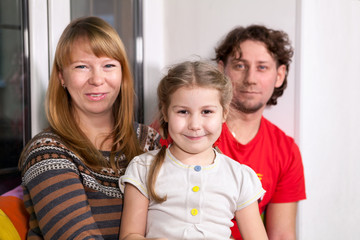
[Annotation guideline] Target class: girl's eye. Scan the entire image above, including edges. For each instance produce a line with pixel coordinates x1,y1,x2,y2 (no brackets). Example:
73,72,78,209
202,110,212,114
177,110,188,114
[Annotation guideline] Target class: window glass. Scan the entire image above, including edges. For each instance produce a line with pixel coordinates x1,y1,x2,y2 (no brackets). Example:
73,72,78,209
0,0,30,193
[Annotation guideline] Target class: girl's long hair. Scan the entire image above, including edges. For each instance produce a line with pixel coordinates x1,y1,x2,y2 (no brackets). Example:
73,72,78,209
147,60,232,202
19,16,142,170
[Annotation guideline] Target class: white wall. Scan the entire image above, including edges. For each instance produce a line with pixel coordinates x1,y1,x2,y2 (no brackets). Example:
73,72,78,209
298,0,360,239
143,0,165,124
144,0,360,239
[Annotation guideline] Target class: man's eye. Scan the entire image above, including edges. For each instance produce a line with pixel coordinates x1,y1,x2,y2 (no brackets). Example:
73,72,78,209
234,63,246,70
258,65,267,70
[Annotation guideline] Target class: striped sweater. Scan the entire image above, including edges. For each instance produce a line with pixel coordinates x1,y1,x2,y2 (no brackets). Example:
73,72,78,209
20,123,160,240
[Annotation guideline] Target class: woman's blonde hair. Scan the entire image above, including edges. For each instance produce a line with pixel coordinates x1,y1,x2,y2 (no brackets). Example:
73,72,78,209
148,60,233,202
24,16,141,169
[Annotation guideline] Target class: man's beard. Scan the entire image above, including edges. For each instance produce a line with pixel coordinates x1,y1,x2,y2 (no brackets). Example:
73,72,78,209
230,98,264,114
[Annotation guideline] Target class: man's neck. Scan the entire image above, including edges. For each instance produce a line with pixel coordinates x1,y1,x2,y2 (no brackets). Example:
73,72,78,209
226,107,264,145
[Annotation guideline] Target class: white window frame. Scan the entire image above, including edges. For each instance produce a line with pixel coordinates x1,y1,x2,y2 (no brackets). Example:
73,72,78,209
28,0,70,136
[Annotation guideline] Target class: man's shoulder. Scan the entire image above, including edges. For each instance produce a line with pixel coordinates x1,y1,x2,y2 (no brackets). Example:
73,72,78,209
261,117,298,151
262,117,294,140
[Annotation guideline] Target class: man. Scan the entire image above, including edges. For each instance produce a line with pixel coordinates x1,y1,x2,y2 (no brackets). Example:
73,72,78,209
214,25,306,240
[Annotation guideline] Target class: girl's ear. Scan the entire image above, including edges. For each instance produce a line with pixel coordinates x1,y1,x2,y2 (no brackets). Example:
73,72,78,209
161,106,168,122
222,106,229,123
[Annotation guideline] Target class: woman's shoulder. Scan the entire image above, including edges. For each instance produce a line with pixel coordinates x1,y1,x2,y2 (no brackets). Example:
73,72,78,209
134,122,159,138
19,128,76,169
24,128,69,152
32,128,61,139
134,122,161,151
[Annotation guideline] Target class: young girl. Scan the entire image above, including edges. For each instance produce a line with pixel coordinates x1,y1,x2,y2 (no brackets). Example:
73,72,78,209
119,61,268,240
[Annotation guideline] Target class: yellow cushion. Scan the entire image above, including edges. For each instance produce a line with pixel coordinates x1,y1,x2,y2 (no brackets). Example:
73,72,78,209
0,209,21,240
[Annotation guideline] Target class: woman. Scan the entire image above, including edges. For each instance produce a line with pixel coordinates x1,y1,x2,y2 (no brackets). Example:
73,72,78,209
18,16,160,239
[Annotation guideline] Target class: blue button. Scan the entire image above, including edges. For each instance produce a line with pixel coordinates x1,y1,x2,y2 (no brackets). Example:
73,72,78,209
194,165,201,172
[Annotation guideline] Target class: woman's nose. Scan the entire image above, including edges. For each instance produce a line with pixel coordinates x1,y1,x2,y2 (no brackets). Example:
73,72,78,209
88,68,105,86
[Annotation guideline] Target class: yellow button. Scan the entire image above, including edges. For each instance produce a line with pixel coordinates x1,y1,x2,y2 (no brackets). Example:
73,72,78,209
192,186,200,192
190,208,198,216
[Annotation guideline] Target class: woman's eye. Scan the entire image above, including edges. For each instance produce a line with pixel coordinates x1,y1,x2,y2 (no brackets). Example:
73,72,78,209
105,64,116,68
75,65,86,69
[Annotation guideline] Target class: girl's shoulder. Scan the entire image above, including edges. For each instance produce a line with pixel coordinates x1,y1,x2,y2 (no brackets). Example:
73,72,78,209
129,149,161,166
216,151,255,172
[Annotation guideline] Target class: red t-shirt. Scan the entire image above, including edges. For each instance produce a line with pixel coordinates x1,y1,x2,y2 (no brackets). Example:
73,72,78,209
214,117,306,239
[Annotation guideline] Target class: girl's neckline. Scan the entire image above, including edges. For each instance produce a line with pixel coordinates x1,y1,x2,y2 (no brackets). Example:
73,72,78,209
166,146,218,168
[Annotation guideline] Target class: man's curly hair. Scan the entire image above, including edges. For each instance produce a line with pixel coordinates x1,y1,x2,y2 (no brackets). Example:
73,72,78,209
214,25,294,106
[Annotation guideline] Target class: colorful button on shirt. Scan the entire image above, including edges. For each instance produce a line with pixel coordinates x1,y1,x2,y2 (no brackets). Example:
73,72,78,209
192,186,200,192
190,208,198,216
194,165,201,171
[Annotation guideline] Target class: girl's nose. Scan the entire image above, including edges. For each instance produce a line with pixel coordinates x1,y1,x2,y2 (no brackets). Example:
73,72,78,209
188,114,201,131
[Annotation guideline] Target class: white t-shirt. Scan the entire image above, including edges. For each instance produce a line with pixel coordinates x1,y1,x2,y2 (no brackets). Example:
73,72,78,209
120,148,265,240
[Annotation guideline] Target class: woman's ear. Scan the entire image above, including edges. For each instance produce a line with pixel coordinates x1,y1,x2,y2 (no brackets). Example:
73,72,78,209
58,71,65,86
275,64,286,88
